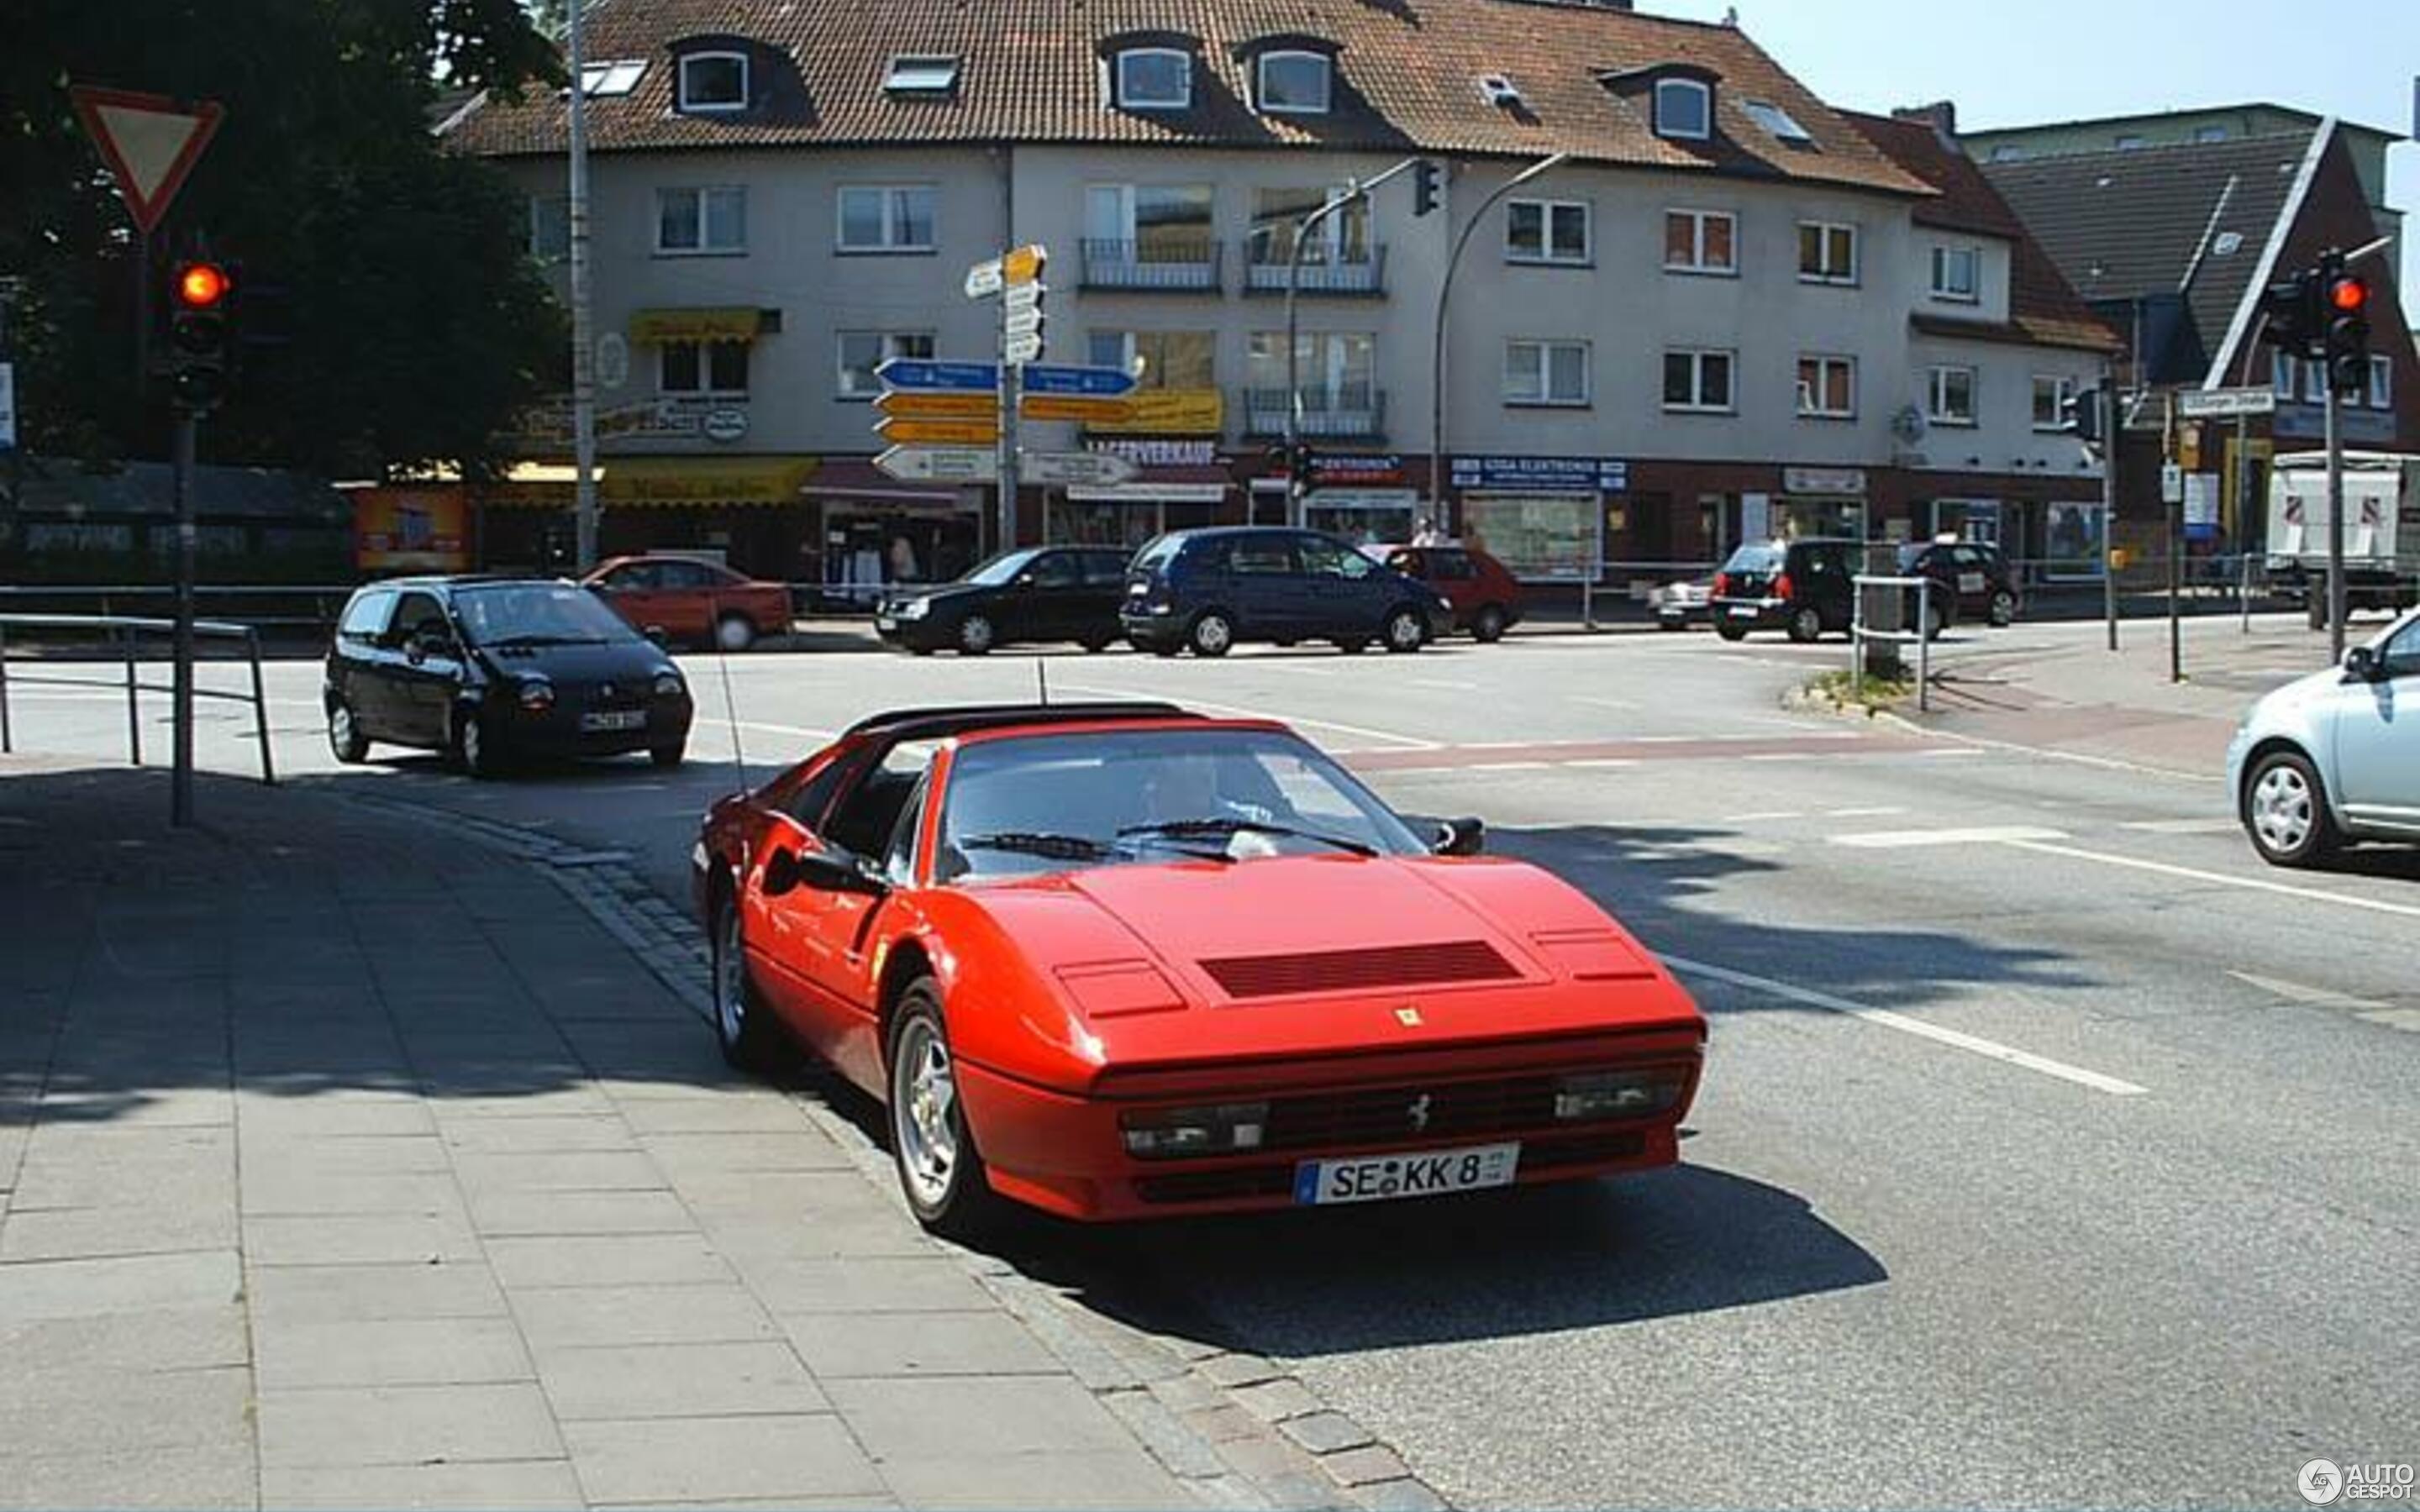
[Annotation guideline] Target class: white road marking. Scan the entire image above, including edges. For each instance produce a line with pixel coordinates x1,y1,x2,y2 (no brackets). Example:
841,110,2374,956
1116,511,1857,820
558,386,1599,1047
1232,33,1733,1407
1910,747,1986,758
1723,811,1807,823
2120,816,2241,835
1560,758,1639,769
1408,678,1480,691
1744,753,1815,763
1053,684,1439,749
2005,838,2420,921
2224,970,2390,1011
1826,806,1907,818
1467,761,1555,772
1833,825,2071,849
1570,695,1640,711
1662,953,2149,1097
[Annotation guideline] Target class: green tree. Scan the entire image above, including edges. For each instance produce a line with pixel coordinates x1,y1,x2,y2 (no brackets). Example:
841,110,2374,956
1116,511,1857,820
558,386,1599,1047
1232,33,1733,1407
0,0,566,479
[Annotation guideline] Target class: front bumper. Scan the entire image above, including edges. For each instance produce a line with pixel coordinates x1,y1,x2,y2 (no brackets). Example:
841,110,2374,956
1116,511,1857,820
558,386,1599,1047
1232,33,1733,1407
487,694,693,757
873,612,953,652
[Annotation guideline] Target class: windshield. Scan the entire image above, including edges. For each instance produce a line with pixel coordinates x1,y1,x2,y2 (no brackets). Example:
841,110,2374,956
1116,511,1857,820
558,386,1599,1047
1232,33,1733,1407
453,583,642,646
938,727,1429,881
960,549,1045,587
1723,544,1784,573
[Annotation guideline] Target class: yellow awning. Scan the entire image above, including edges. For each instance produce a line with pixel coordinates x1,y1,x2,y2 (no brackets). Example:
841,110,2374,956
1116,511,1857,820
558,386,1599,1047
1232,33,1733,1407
484,456,817,509
628,307,762,344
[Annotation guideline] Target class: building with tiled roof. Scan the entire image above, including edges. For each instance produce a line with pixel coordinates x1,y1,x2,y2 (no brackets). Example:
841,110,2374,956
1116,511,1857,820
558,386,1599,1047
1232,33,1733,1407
445,0,2118,590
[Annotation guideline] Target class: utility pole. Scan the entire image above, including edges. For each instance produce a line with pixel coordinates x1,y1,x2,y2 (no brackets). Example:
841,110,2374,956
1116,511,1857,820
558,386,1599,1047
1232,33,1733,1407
2102,375,2119,652
566,0,599,572
169,409,196,825
2165,399,2182,683
1428,153,1567,532
2323,361,2345,664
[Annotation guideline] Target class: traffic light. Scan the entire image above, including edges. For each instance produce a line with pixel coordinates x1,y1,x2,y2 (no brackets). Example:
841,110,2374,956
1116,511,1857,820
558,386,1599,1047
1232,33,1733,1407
2323,270,2370,396
2256,269,2320,357
1412,158,1441,218
167,260,234,412
2060,385,2103,449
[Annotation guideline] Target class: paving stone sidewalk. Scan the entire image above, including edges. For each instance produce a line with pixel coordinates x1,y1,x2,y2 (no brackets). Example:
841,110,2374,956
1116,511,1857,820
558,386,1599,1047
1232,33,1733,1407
0,759,1392,1511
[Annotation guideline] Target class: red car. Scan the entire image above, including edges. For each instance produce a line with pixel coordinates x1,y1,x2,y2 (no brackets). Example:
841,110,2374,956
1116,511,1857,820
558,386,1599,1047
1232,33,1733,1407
1378,544,1524,642
583,555,792,652
693,702,1706,1235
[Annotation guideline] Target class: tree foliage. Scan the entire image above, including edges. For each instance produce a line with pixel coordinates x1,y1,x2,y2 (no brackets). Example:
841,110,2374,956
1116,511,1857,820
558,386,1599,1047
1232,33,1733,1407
1,0,566,478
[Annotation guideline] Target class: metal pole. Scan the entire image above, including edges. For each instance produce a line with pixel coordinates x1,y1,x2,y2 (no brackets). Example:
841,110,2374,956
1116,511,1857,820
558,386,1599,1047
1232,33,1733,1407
0,618,13,754
1284,207,1312,531
1918,579,1931,713
171,412,196,824
997,352,1020,551
2324,373,2345,664
2167,398,2181,683
567,0,600,572
247,627,274,785
1428,153,1567,534
2239,546,2253,634
124,622,140,765
2102,378,2119,652
134,228,151,394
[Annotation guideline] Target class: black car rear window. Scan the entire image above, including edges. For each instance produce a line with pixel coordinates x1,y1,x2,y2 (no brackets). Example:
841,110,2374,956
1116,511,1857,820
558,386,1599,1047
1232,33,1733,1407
1723,544,1783,572
1132,537,1183,574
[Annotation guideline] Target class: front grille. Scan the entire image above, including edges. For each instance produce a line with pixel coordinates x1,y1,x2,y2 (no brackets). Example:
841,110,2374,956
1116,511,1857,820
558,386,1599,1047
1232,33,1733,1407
1260,1072,1561,1151
1199,939,1518,1000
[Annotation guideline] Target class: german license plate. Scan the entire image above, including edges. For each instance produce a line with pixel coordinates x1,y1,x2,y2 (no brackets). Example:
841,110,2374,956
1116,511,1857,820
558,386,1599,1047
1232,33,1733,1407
580,710,645,732
1727,605,1758,618
875,616,896,631
1292,1142,1519,1205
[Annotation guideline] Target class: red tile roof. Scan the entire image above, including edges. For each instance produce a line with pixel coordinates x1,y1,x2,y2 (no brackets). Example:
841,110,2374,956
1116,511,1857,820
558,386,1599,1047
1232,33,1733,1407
447,0,1930,199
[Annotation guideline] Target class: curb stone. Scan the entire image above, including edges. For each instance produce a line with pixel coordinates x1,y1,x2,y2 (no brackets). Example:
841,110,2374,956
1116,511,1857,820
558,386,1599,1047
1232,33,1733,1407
341,790,1455,1512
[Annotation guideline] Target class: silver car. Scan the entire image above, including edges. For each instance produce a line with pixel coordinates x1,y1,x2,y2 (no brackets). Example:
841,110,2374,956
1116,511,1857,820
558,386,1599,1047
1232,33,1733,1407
2227,607,2420,867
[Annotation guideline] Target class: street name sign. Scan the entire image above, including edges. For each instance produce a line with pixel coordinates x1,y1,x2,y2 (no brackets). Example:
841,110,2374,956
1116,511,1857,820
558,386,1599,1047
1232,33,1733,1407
1004,333,1044,364
876,390,997,419
1003,244,1047,285
1002,307,1045,339
2177,386,2279,418
876,358,999,392
69,86,224,234
1020,450,1140,487
964,259,1004,300
1003,281,1046,314
1021,363,1139,398
876,445,998,482
1018,393,1136,424
880,417,1001,447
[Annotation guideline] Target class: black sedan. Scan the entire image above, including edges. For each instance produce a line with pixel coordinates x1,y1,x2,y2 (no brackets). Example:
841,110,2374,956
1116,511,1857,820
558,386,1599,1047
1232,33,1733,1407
875,546,1130,655
324,576,694,777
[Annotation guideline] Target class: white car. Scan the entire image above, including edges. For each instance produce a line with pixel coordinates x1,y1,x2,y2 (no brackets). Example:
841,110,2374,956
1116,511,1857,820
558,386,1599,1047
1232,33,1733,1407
2226,607,2420,867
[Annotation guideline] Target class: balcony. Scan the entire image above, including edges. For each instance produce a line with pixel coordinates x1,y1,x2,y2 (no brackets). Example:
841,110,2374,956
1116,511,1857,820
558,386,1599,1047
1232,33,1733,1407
1244,241,1388,297
1078,238,1223,293
1240,385,1387,442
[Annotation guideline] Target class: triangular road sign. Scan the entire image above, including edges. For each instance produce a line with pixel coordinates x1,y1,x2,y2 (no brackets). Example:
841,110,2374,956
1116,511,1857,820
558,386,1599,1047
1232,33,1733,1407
70,86,225,234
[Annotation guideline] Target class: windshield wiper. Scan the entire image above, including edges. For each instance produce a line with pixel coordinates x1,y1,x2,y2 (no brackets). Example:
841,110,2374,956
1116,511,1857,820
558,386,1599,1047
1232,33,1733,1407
956,831,1116,863
1118,817,1376,858
482,633,608,648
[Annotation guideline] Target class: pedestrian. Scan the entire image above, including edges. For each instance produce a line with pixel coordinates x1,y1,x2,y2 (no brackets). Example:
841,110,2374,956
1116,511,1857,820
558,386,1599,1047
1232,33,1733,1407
1412,516,1442,547
887,534,919,584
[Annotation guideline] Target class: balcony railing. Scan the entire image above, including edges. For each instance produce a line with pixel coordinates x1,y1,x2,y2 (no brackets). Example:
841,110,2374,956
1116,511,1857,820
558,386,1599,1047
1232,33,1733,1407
1079,238,1223,292
1240,385,1387,441
1244,241,1388,297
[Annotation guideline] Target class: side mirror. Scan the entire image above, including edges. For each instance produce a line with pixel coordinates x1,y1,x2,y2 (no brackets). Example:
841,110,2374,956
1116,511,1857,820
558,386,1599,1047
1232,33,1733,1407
1431,816,1486,858
761,844,887,899
410,628,453,659
2343,645,2381,682
1014,572,1037,588
642,625,670,648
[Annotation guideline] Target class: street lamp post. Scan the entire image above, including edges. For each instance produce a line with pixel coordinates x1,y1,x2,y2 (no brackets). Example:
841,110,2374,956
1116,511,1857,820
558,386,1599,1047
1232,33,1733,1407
1428,154,1567,534
566,0,599,572
1284,158,1420,528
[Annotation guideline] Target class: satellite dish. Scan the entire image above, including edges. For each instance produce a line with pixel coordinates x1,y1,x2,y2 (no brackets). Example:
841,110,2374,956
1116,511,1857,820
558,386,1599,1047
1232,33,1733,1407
1891,404,1928,444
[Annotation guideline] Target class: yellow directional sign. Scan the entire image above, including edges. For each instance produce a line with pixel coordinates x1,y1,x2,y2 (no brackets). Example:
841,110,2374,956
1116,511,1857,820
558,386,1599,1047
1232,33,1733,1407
879,417,1001,446
1084,387,1224,436
876,391,997,420
1018,393,1135,424
1003,244,1047,285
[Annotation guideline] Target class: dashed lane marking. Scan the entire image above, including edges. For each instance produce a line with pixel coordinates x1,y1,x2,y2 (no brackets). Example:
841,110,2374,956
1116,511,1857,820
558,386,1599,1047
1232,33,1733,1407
2120,816,2242,835
1833,825,2071,848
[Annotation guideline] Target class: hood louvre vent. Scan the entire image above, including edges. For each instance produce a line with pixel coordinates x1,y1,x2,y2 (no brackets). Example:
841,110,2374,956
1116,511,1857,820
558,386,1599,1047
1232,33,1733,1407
1200,940,1518,999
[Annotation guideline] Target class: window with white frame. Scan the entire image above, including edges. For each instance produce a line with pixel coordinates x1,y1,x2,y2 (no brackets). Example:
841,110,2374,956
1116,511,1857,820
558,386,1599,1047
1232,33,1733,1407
676,51,748,112
529,196,569,261
1505,340,1590,406
2032,374,2077,430
1927,365,1978,425
1796,355,1855,418
837,186,937,252
656,186,746,254
1653,77,1712,140
884,55,960,95
577,60,646,97
1245,332,1374,399
1798,220,1857,284
1662,349,1734,412
835,331,935,400
1087,330,1215,389
2369,354,2394,410
2303,360,2327,404
1507,199,1590,265
660,340,749,396
1114,48,1192,110
1086,184,1215,262
1255,51,1331,115
2274,351,2298,396
1664,209,1735,274
1930,245,1981,302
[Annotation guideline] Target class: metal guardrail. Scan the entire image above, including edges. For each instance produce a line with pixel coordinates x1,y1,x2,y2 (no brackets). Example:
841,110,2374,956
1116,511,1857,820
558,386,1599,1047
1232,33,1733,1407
0,613,277,785
0,583,360,638
1849,574,1936,713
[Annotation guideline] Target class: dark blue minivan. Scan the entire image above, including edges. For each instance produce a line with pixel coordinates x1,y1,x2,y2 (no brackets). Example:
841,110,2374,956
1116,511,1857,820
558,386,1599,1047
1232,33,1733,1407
1120,527,1452,658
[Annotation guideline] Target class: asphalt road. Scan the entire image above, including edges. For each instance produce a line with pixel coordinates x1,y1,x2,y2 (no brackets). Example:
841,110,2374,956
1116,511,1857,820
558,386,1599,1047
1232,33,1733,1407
8,617,2417,1509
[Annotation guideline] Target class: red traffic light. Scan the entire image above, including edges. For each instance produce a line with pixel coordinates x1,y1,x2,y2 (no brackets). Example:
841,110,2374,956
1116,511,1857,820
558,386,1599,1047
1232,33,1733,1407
2328,275,2368,313
176,262,230,309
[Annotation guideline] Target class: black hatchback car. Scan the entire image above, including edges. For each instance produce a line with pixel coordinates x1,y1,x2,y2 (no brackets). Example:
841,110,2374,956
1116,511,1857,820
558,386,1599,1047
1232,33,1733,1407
1710,537,1953,643
874,546,1129,655
1899,538,2022,627
324,577,695,777
1120,527,1450,657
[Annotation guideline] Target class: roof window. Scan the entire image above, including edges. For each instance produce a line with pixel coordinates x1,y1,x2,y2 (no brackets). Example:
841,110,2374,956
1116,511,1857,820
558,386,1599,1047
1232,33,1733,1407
1741,98,1812,144
578,60,646,97
1255,50,1331,116
1479,74,1523,108
1654,77,1712,141
676,50,749,113
1115,48,1192,111
885,55,961,96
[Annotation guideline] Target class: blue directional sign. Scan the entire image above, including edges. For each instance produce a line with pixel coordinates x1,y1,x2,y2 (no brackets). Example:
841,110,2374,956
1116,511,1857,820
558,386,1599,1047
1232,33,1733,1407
1019,363,1138,398
876,358,1000,393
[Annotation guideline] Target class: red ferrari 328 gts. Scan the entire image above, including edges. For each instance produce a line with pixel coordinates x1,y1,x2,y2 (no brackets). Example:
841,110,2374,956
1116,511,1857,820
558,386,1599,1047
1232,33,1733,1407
692,703,1706,1235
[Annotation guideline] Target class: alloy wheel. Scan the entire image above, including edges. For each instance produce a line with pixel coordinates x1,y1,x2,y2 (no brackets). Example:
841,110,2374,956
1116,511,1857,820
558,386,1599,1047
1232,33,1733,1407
714,902,747,1049
891,1016,959,1209
959,616,995,655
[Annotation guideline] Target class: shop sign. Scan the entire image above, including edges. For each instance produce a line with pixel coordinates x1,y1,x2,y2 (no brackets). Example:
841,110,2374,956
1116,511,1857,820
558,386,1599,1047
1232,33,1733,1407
352,486,470,573
1067,481,1227,504
1449,455,1628,492
1307,487,1416,510
1783,466,1867,496
702,407,749,444
2275,404,2396,444
1094,438,1218,467
1309,453,1405,487
510,397,751,448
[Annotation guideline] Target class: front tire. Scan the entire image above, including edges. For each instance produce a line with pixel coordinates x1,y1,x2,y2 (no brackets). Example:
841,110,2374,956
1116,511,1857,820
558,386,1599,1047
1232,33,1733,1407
1716,621,1749,642
1786,606,1825,643
651,742,686,769
886,983,1002,1240
715,614,757,654
455,709,505,779
2244,750,2339,869
956,615,996,656
1383,606,1427,654
327,699,369,764
1987,590,2018,628
1188,611,1235,658
711,890,788,1073
1471,604,1508,643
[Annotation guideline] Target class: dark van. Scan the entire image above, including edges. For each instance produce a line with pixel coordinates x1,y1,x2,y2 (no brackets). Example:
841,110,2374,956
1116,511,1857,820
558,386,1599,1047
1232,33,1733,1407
1120,528,1451,658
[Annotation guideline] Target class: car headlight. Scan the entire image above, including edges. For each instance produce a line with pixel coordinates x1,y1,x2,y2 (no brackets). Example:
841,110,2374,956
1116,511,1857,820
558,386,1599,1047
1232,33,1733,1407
1148,602,1175,616
516,678,555,711
653,670,685,698
1436,596,1455,612
896,598,930,620
1553,1068,1686,1121
1120,1102,1269,1159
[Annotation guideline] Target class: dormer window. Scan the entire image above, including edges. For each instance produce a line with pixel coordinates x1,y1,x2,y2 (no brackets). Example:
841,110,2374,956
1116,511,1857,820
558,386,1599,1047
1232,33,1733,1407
1256,50,1331,116
677,51,749,113
1115,49,1192,111
1654,77,1712,140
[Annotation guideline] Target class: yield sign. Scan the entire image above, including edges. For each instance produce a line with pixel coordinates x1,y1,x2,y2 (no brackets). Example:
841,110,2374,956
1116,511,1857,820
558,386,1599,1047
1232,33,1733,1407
70,86,225,234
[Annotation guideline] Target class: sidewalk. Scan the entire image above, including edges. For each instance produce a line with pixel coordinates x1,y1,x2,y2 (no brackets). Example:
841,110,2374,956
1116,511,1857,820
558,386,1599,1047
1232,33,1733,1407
0,759,1401,1511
